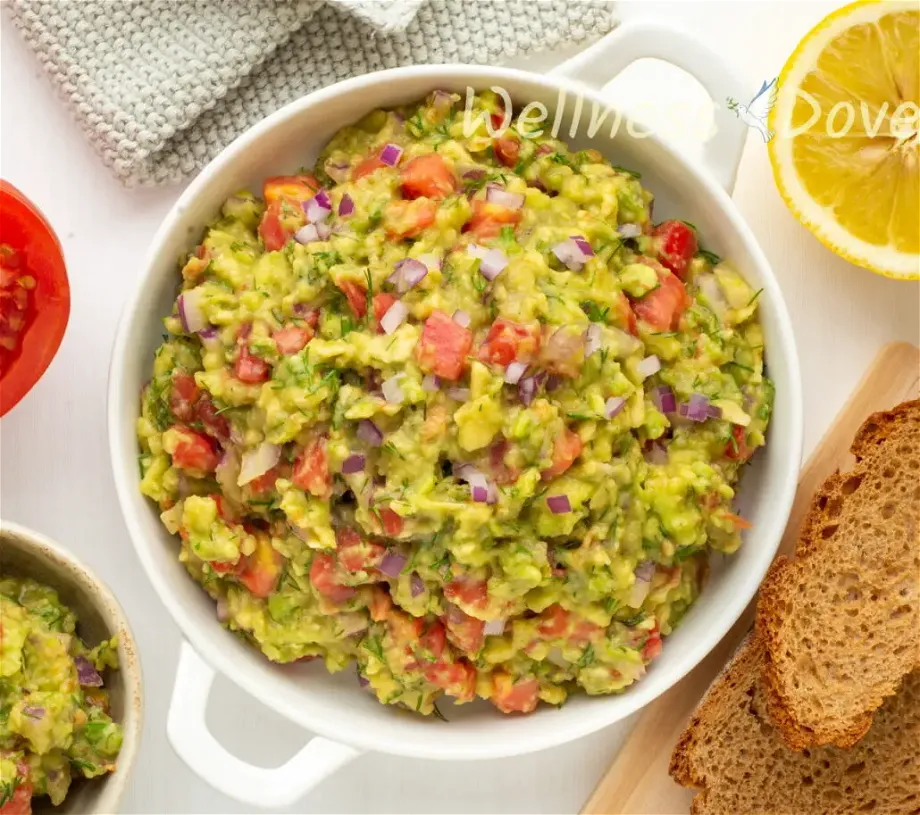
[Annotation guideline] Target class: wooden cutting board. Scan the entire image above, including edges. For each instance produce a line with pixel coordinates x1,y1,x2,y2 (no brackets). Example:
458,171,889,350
583,341,920,815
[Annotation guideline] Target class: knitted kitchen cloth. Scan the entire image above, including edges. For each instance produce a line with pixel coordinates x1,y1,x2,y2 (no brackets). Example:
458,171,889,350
7,0,619,187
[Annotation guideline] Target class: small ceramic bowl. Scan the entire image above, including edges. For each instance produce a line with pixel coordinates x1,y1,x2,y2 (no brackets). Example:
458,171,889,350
0,520,142,814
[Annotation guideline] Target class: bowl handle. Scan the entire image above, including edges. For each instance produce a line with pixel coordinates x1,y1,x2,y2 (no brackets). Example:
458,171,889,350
167,641,362,808
553,22,749,193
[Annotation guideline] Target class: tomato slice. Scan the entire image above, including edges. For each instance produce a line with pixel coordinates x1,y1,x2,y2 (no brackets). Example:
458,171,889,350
170,427,221,472
444,578,488,609
353,153,389,181
233,346,270,383
378,506,404,537
415,309,473,380
337,280,368,319
444,606,486,655
418,620,447,661
310,552,355,604
652,220,697,280
196,396,230,442
493,136,521,168
257,199,290,252
465,199,522,239
536,604,570,638
384,199,438,240
238,535,283,598
400,154,457,200
478,318,541,366
630,263,691,331
292,436,331,498
336,527,385,573
170,372,200,423
372,293,398,334
541,427,583,480
423,660,477,702
0,182,70,416
491,673,539,714
273,324,312,355
262,174,320,206
641,624,663,661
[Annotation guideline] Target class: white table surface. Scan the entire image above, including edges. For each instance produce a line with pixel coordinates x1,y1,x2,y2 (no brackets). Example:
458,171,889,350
1,2,917,812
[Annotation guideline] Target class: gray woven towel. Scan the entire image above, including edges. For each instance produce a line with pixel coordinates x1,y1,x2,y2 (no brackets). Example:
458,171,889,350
8,0,619,187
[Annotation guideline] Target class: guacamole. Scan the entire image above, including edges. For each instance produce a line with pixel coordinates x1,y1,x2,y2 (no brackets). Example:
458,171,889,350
0,577,122,812
137,90,773,716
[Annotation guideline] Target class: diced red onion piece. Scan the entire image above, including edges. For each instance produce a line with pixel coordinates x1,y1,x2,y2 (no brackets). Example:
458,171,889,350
178,288,207,333
466,243,490,260
381,376,404,404
379,549,407,577
446,387,471,401
452,309,471,328
198,326,218,340
238,442,281,486
518,375,538,406
478,248,509,281
644,442,668,466
471,484,489,503
617,223,642,239
341,453,366,474
571,235,594,257
461,167,487,180
636,355,661,380
454,463,482,484
216,596,229,623
547,494,571,514
684,393,713,422
294,223,320,244
584,323,602,357
357,671,370,688
22,705,45,719
392,258,428,294
338,194,355,217
706,403,723,419
357,419,383,447
446,602,467,624
628,577,651,608
545,374,562,392
380,143,403,167
486,186,525,210
75,655,103,687
303,191,332,223
634,560,656,582
410,573,425,597
605,396,627,419
422,374,440,392
417,252,441,271
552,238,587,272
380,300,408,335
653,385,677,414
504,361,527,384
483,618,506,636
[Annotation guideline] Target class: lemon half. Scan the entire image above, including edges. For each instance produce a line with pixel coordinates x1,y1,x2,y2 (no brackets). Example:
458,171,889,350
769,0,919,279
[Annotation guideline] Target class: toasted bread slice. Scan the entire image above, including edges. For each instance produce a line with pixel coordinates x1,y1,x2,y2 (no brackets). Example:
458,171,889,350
670,636,920,815
756,400,920,749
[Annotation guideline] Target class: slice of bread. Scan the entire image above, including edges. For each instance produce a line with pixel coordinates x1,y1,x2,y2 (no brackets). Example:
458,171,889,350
756,400,920,749
670,636,920,815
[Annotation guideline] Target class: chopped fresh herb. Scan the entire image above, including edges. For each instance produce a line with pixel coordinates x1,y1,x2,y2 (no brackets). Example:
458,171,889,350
674,546,700,562
0,779,19,807
577,643,595,669
681,220,697,231
567,412,594,421
70,758,98,774
549,152,580,172
621,612,646,627
698,248,721,265
746,288,763,307
612,165,641,178
431,703,449,722
581,301,609,323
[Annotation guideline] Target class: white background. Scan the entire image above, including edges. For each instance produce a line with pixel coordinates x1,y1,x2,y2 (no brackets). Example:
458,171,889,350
1,1,917,812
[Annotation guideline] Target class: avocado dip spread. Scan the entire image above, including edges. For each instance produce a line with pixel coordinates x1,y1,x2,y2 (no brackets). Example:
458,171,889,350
0,577,122,812
137,89,773,716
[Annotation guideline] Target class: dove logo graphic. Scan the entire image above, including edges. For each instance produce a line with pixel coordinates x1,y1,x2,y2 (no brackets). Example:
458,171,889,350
726,78,778,142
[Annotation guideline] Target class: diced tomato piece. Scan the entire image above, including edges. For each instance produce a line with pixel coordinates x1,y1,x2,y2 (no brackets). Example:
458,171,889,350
725,424,754,462
368,586,393,622
388,609,424,643
493,136,521,168
0,773,32,815
465,199,522,239
541,427,583,480
415,309,473,380
630,263,690,332
353,153,389,181
444,578,488,609
379,506,404,537
336,527,385,573
444,607,486,655
384,199,438,240
400,154,457,201
292,436,331,498
233,346,270,383
170,372,200,423
262,175,320,206
372,293,399,334
612,292,638,336
572,619,602,644
478,318,541,366
309,552,355,604
170,427,220,472
720,510,753,530
489,439,521,486
258,199,290,252
273,324,312,355
418,620,447,661
210,494,237,524
238,535,283,598
195,396,230,441
423,660,477,702
247,465,281,496
337,280,368,319
652,220,697,280
491,673,539,714
641,625,663,661
537,604,571,638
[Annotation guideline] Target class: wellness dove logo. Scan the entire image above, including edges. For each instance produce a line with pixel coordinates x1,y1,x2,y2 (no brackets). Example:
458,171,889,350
726,78,778,142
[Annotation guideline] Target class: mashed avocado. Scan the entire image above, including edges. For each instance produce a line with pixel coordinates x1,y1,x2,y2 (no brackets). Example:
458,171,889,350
0,578,122,810
137,90,773,716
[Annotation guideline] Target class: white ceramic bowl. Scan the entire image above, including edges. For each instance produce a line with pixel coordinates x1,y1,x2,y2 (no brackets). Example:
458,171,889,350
108,23,802,809
0,520,143,814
